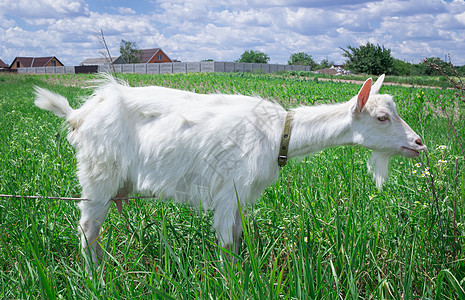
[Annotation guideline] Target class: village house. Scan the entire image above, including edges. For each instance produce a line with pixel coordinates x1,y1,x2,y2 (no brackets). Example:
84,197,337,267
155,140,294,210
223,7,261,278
137,48,173,63
80,48,173,67
9,56,64,70
0,59,8,69
80,57,126,66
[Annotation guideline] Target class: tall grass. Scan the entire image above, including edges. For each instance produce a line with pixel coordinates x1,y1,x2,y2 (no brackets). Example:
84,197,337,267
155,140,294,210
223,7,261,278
0,72,464,298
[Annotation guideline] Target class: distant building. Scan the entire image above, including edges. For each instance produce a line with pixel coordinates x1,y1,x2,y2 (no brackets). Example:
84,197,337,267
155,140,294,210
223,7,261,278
81,49,173,66
9,56,64,69
80,57,126,66
0,59,8,69
132,48,173,64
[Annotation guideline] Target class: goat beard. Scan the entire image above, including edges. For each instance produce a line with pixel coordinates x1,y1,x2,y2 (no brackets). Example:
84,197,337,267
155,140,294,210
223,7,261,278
367,151,393,189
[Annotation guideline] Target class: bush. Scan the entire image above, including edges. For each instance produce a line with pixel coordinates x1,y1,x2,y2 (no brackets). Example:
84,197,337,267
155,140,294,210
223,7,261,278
342,42,394,75
288,52,316,68
236,50,270,64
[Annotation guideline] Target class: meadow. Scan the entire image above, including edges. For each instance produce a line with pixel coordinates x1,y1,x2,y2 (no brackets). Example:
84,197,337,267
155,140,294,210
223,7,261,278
0,71,464,299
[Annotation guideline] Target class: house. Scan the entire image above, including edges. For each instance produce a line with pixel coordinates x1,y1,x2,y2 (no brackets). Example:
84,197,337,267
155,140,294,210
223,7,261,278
119,48,172,64
80,57,126,66
0,59,8,69
9,56,64,69
139,48,172,63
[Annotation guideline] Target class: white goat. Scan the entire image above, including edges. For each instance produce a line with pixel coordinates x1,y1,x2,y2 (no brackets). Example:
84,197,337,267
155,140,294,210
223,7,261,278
34,74,426,269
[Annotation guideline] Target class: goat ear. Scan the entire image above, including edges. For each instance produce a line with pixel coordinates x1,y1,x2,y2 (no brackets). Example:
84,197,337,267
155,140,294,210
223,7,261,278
370,74,385,95
356,78,372,113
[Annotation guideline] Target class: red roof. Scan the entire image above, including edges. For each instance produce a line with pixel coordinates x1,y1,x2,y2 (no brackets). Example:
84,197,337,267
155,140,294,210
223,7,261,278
15,57,34,67
0,59,8,68
140,49,172,63
13,56,63,67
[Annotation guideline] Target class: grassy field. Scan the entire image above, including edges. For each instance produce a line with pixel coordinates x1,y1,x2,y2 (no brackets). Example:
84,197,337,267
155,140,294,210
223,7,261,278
281,70,464,89
0,72,464,299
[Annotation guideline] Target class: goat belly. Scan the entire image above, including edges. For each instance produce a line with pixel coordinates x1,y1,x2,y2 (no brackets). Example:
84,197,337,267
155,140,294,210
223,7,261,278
131,112,279,209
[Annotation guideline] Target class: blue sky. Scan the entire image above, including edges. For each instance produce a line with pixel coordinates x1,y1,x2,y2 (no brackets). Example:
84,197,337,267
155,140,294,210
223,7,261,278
1,0,465,66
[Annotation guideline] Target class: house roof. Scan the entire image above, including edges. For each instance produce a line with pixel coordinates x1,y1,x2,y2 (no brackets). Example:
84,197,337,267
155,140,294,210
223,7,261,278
140,48,172,63
80,57,122,65
13,56,63,67
0,59,8,68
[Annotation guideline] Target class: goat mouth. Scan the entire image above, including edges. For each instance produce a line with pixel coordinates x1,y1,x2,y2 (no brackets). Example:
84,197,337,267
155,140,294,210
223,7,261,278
401,146,421,158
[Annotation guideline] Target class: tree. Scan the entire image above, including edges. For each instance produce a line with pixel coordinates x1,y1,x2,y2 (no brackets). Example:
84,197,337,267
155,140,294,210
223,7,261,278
236,50,270,63
318,59,333,69
341,42,394,75
422,57,455,76
457,65,465,77
288,52,316,68
393,59,412,76
120,39,142,64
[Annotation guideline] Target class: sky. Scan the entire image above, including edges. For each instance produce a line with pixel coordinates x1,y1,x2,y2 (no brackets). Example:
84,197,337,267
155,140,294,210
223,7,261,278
1,0,465,66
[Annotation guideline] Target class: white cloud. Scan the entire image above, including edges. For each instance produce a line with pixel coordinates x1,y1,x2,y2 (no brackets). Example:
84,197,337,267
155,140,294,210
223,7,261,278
248,0,377,8
0,0,89,18
211,9,274,27
0,0,464,66
365,0,446,17
116,7,136,15
456,11,465,25
284,7,349,35
0,14,16,29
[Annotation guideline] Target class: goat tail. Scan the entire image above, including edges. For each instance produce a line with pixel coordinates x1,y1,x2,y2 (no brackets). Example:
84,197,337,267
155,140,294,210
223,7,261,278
34,87,74,118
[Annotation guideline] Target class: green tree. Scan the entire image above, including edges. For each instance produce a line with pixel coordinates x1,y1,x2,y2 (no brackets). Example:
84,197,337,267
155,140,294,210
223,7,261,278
393,59,412,76
314,59,334,70
288,52,316,68
236,50,270,63
120,39,142,64
457,65,465,77
422,57,455,76
319,59,333,68
341,42,394,75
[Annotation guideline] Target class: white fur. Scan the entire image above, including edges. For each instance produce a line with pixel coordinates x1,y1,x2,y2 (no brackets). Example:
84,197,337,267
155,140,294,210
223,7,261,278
34,74,426,269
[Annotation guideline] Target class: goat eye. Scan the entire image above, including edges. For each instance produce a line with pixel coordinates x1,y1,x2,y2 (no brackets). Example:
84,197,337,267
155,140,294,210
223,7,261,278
377,116,389,122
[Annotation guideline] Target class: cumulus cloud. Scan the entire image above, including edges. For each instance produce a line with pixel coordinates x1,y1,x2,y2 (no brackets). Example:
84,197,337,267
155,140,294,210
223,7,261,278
248,0,377,8
0,14,16,29
0,0,89,18
0,0,464,66
116,7,136,15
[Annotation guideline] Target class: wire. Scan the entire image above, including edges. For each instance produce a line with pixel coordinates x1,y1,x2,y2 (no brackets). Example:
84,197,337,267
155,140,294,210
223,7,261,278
0,194,157,202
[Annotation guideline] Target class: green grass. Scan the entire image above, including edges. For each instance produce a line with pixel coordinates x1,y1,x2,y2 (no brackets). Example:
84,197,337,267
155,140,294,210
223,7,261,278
284,70,462,89
1,72,464,298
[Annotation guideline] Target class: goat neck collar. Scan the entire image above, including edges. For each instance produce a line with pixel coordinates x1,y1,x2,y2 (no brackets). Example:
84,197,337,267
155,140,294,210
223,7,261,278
278,111,295,167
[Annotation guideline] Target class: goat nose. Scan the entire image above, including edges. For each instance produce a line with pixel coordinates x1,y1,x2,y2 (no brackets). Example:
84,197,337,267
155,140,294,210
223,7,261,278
415,138,423,146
